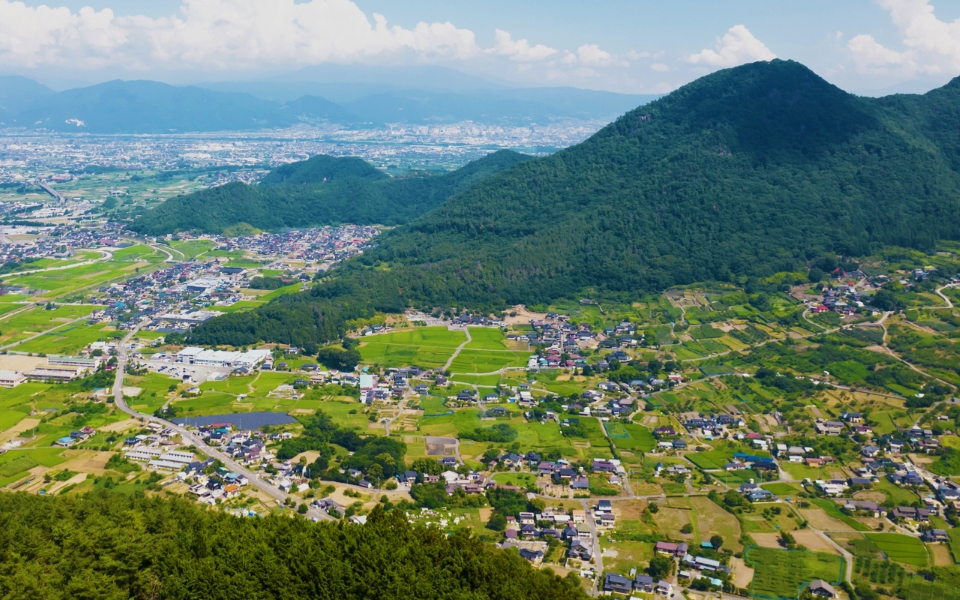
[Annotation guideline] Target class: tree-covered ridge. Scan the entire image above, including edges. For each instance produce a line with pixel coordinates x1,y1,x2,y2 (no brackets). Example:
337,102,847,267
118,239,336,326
0,491,586,600
191,59,960,348
259,154,387,185
128,149,532,235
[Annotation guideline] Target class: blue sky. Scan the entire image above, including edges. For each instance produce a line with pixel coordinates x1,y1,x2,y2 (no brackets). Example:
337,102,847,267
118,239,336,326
4,0,959,94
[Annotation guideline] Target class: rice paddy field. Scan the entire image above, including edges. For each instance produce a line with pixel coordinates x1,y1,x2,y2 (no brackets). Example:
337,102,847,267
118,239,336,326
0,304,102,347
464,327,510,350
745,546,845,599
605,422,656,451
3,245,165,299
865,533,928,567
358,327,465,368
448,349,531,374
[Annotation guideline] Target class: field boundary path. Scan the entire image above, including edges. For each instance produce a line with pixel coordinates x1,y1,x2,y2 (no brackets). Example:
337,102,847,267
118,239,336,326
441,326,472,371
0,313,97,351
0,249,113,279
112,321,333,521
932,283,957,309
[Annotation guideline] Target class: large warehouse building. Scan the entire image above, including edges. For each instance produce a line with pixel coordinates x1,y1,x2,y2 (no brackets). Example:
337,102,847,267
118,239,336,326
176,347,271,369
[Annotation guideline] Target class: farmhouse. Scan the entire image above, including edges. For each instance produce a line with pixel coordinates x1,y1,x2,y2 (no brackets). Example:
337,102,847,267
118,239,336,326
809,580,836,598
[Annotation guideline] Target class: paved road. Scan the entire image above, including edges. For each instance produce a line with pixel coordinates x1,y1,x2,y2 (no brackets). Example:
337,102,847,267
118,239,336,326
932,284,957,309
111,322,333,521
441,326,472,372
580,497,603,597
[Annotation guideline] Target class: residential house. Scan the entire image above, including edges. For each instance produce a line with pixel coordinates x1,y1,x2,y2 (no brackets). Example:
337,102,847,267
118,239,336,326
604,573,633,595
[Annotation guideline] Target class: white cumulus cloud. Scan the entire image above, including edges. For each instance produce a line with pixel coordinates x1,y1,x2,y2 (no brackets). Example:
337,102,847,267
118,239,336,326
687,25,776,67
0,0,483,70
559,44,628,67
488,29,557,61
848,0,960,76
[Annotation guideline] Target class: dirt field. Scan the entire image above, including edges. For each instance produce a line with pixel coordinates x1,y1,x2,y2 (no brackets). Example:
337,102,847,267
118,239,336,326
48,472,87,494
59,450,112,475
931,543,953,566
630,481,664,495
0,418,40,444
689,496,743,550
0,355,45,371
503,305,547,325
98,418,140,433
616,499,650,521
730,557,755,588
292,451,321,464
751,533,784,549
652,507,694,541
799,508,854,531
791,530,840,554
852,490,886,503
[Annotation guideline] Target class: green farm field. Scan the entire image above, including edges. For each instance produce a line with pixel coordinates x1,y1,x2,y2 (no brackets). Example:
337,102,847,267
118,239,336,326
4,245,164,298
464,327,509,350
745,546,844,599
448,349,531,374
0,305,102,347
15,323,115,356
606,422,656,451
865,533,928,567
358,327,466,368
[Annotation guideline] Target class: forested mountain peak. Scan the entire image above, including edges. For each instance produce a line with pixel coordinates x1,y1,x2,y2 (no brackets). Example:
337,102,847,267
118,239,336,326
128,150,531,235
600,59,875,162
190,60,960,350
260,154,388,185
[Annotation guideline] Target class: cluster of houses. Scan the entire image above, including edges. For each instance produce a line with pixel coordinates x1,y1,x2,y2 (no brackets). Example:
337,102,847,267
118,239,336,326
810,284,871,316
682,413,745,438
185,461,251,504
54,426,97,447
603,540,734,596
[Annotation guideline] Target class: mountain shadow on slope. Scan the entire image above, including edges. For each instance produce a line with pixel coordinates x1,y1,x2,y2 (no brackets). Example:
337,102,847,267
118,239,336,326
128,149,533,235
190,59,960,349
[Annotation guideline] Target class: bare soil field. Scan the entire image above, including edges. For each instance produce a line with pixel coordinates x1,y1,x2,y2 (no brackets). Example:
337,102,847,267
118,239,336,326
0,355,45,370
616,499,650,521
852,490,886,503
689,496,743,551
48,472,87,494
97,419,140,433
791,530,839,554
730,557,755,588
930,543,952,566
751,533,784,549
59,450,112,475
504,306,547,325
799,508,854,532
0,418,40,444
652,507,694,541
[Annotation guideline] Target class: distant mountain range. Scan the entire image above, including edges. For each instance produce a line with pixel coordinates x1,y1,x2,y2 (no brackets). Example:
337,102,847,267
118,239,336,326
0,75,657,134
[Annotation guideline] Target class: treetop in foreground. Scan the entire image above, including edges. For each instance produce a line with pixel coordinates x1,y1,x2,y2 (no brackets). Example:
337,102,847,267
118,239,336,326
0,491,585,600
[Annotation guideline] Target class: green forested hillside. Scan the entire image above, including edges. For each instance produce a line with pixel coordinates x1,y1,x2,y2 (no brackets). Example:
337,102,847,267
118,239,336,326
189,60,960,348
129,150,532,234
0,492,584,599
259,154,387,185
